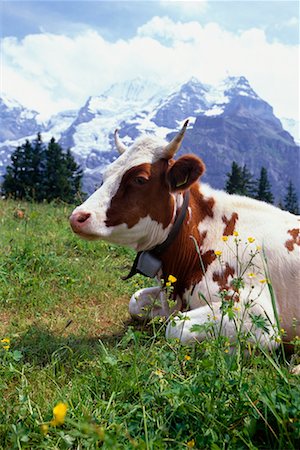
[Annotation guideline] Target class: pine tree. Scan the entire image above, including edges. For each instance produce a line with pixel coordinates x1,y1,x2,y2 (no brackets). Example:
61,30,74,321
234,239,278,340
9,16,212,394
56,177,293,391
284,181,299,214
225,162,244,194
30,133,46,201
225,161,255,196
2,140,33,200
43,137,67,201
43,138,83,202
241,164,255,197
63,148,83,203
254,167,274,204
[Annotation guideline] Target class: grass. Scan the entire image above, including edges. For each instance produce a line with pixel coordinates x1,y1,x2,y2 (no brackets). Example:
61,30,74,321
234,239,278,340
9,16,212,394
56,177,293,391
0,199,299,449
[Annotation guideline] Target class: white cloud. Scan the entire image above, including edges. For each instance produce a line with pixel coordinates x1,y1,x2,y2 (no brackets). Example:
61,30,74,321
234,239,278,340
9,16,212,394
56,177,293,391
1,16,298,122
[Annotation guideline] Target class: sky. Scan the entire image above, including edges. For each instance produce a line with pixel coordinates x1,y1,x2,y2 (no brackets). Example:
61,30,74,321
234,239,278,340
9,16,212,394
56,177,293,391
0,0,299,122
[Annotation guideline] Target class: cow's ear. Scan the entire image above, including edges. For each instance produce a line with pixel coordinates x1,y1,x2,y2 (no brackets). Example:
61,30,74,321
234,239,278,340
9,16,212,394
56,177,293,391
166,155,205,192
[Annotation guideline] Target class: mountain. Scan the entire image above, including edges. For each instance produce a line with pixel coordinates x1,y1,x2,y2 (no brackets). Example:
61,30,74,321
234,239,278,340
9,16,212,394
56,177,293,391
0,95,44,142
176,77,300,201
0,77,299,202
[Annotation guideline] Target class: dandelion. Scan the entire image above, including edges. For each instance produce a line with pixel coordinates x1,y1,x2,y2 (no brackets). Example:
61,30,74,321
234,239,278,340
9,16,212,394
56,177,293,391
166,282,171,287
248,272,256,278
187,439,195,448
224,342,230,353
168,274,177,284
214,250,222,256
1,338,10,351
222,236,228,242
248,237,255,243
154,369,164,378
184,355,191,361
50,402,68,426
40,424,49,435
233,231,239,236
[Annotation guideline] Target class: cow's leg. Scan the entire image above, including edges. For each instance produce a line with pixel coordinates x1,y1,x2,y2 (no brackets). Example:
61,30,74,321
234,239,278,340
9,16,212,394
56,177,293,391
129,287,171,321
166,299,277,348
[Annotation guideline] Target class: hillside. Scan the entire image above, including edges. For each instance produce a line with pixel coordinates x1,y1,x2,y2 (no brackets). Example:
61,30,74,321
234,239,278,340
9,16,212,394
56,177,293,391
0,199,299,448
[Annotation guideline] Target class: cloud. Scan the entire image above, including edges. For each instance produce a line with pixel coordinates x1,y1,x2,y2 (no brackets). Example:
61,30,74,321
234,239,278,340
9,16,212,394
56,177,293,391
1,16,298,121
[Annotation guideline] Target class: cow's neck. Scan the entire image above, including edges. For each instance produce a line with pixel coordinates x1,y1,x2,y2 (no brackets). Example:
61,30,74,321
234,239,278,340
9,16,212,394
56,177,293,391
160,185,215,308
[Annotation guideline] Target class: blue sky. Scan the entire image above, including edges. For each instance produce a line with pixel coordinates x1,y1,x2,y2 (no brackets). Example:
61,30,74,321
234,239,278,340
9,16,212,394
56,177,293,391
2,1,299,44
1,1,299,121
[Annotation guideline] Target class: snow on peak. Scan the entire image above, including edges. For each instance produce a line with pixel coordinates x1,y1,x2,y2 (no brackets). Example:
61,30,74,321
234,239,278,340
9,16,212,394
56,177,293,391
0,93,40,121
1,93,25,110
203,76,260,116
103,77,167,103
222,76,260,99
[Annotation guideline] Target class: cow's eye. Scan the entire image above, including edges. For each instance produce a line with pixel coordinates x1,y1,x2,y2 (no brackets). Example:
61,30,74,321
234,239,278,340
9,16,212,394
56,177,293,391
134,176,148,185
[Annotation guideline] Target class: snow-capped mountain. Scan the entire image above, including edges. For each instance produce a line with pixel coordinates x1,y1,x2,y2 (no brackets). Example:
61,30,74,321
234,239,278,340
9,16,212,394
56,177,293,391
0,94,44,142
0,76,299,201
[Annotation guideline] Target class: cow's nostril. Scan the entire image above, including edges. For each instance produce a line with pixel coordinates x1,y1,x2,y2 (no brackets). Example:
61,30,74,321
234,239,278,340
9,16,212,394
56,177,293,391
77,212,91,223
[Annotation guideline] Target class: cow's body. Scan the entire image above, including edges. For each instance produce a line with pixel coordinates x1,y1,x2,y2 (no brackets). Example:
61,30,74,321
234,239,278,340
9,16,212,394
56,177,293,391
70,122,300,346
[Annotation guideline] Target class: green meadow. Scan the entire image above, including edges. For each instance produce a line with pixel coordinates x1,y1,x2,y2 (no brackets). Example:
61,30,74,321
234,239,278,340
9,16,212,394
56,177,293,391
0,200,299,449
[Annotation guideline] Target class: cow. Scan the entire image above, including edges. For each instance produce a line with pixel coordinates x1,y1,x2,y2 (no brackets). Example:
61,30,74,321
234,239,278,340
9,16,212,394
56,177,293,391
70,120,300,347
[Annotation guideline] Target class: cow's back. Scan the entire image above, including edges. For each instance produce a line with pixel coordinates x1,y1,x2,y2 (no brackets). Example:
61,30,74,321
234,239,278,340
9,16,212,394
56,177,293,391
197,185,300,339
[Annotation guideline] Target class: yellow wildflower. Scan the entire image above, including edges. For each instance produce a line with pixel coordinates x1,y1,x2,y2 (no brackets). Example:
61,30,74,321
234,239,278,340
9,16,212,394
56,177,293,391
275,336,282,343
256,245,261,251
248,272,256,278
40,424,49,435
233,231,239,237
187,439,195,448
1,338,10,351
224,349,229,353
247,237,255,243
166,282,171,287
234,306,240,312
214,250,222,256
280,328,286,335
154,369,164,378
50,402,68,426
259,278,269,284
168,275,177,284
222,236,228,242
184,355,191,361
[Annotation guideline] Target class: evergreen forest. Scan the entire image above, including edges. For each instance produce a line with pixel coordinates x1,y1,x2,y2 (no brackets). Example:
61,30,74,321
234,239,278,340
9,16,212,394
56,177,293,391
1,134,83,203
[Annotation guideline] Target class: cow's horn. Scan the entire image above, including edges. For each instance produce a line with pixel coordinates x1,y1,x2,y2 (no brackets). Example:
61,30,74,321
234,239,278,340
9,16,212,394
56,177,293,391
164,119,189,159
114,129,127,154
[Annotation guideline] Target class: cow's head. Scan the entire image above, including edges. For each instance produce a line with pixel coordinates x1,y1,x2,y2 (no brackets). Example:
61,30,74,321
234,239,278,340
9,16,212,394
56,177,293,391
69,120,205,251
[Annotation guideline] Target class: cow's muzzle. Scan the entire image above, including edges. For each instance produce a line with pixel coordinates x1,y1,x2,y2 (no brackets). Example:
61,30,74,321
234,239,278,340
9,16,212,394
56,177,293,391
69,211,91,234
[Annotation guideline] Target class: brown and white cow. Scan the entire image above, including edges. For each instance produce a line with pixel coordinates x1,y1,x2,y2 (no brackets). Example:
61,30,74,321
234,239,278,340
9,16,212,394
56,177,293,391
70,121,300,346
